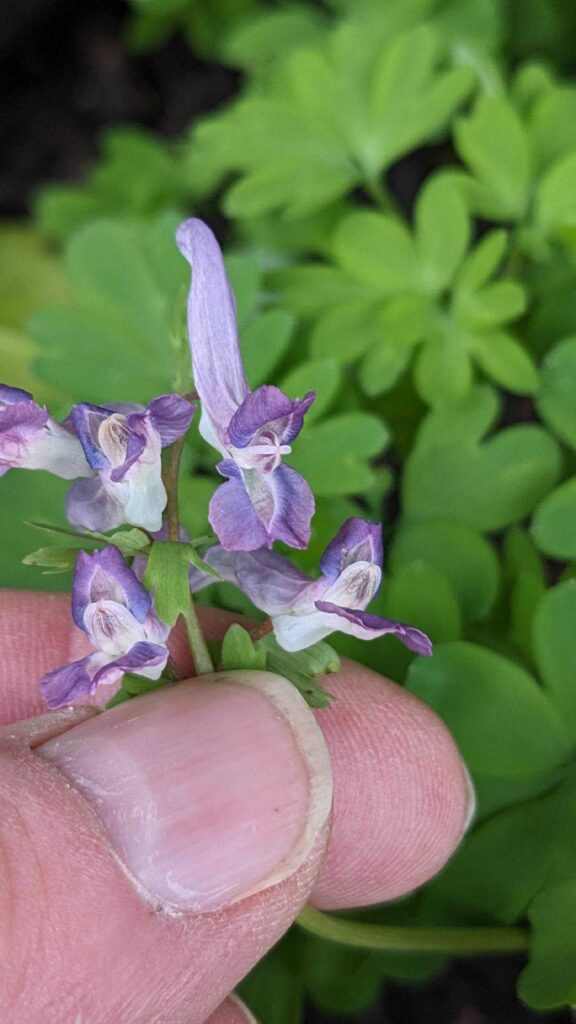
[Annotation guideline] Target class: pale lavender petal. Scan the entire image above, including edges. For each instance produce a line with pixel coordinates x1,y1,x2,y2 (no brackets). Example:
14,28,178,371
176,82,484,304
263,463,315,550
109,413,147,482
176,218,248,447
66,476,124,532
41,654,97,708
0,384,34,404
147,394,195,446
69,403,110,470
320,518,384,582
315,601,433,655
210,462,314,551
72,546,151,630
92,641,168,686
209,475,271,551
228,386,315,448
205,546,312,614
23,420,92,479
0,399,48,469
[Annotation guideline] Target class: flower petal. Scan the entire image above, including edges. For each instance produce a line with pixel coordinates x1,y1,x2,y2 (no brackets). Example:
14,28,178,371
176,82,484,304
72,547,151,630
205,546,312,614
69,403,111,470
41,654,100,709
83,599,147,655
66,476,124,533
91,641,168,686
320,518,384,582
228,386,315,448
210,463,314,551
0,384,34,404
209,475,272,551
315,601,433,655
322,561,381,609
24,421,92,479
176,218,248,449
147,394,195,446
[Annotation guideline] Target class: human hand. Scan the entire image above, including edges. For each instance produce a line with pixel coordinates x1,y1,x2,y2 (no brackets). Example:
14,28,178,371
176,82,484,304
0,590,473,1024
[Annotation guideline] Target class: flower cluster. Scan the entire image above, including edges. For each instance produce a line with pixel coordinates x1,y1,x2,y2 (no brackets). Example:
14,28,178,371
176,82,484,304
3,218,432,709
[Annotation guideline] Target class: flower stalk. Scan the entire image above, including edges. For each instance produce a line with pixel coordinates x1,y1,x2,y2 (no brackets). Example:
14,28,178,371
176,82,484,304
162,433,214,676
296,905,529,955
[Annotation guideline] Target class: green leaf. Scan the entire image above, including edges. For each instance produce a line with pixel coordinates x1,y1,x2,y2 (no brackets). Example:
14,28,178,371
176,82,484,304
385,561,462,643
533,580,576,729
106,528,151,555
258,635,338,709
390,519,499,622
31,214,188,406
333,211,418,293
291,413,390,496
455,229,508,294
471,330,538,394
239,932,304,1024
241,309,295,387
535,150,576,240
403,387,562,531
455,96,531,219
415,173,470,293
22,546,81,574
142,542,194,625
423,794,560,925
532,477,576,560
221,624,267,671
519,880,576,1008
0,471,71,591
280,358,341,424
537,335,576,448
528,85,576,173
407,642,572,778
35,128,186,245
188,23,473,219
414,333,473,405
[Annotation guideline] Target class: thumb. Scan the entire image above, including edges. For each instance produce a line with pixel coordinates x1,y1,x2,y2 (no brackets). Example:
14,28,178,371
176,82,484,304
0,673,332,1023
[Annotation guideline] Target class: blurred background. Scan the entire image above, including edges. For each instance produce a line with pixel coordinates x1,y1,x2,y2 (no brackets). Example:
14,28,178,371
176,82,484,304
4,1,576,1022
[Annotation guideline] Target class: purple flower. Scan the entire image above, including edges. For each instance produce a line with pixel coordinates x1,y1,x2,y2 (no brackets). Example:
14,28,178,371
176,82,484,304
66,394,194,532
176,218,315,551
205,517,432,655
0,384,90,479
41,546,170,708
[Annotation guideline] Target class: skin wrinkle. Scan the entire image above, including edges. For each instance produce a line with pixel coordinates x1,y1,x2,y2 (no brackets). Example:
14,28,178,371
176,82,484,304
0,590,471,1022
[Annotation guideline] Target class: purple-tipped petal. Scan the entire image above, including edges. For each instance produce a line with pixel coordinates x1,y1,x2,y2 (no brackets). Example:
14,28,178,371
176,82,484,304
228,386,315,449
210,463,314,551
320,518,384,582
0,384,34,404
147,394,195,446
72,546,151,631
66,476,124,532
69,403,111,470
209,475,272,551
263,463,315,550
91,641,168,686
0,400,48,469
176,218,248,448
41,654,97,708
315,601,433,655
206,546,312,614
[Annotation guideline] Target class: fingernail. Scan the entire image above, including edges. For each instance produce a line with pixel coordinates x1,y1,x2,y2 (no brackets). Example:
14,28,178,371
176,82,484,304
38,672,332,913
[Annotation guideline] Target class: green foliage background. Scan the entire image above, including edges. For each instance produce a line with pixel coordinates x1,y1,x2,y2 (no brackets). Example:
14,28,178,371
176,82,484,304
5,0,576,1015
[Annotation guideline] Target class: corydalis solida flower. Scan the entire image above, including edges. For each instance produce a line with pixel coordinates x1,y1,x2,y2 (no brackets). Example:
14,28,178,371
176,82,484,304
176,218,315,551
0,384,89,479
66,394,194,532
41,546,170,709
206,518,433,655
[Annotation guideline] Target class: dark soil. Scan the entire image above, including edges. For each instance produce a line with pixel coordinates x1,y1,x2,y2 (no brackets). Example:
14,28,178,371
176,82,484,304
1,3,573,1022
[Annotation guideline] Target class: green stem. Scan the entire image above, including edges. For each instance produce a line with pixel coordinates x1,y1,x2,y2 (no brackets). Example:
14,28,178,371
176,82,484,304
183,597,214,676
162,435,186,543
296,905,529,955
162,434,214,676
